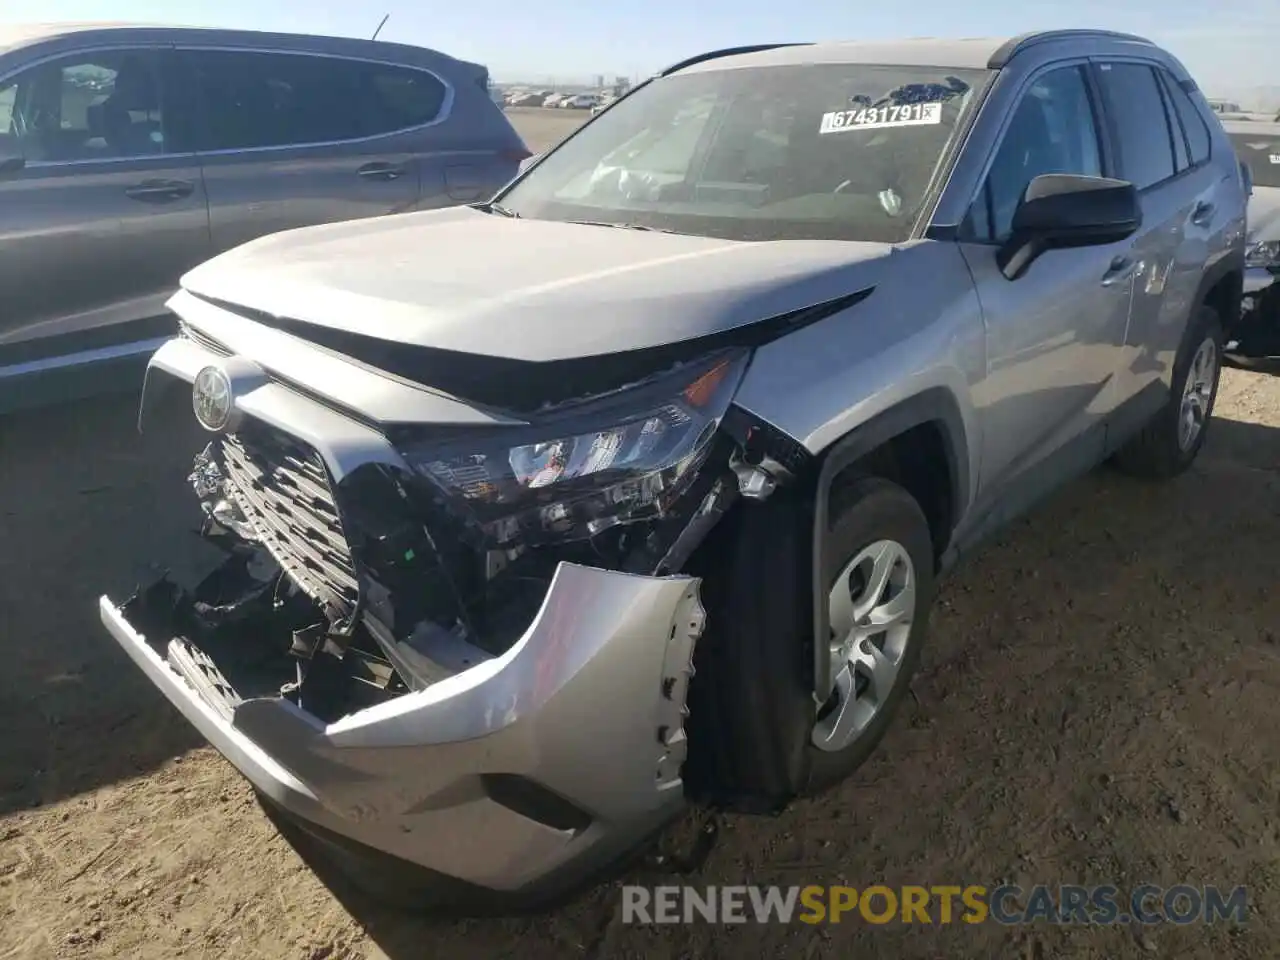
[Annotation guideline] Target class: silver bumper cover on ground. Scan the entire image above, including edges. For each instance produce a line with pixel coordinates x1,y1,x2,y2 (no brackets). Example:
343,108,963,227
100,560,704,896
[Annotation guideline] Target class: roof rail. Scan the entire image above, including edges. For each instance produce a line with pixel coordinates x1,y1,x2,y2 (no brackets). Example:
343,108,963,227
658,42,813,77
988,29,1152,68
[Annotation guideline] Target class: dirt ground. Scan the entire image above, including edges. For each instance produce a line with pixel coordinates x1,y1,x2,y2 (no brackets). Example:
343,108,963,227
2,110,1279,959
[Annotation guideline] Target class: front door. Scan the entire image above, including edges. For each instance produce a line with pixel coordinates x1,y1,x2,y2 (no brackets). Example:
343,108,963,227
0,46,210,368
957,61,1134,525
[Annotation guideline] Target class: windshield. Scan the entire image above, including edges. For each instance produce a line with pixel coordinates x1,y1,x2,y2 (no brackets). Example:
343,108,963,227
498,63,988,243
1230,131,1280,190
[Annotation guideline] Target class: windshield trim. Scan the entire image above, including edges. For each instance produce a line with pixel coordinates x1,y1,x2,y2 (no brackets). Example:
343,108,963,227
493,63,999,245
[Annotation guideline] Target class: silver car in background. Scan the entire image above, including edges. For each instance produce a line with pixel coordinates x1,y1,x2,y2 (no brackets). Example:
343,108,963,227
1224,120,1280,356
0,23,529,410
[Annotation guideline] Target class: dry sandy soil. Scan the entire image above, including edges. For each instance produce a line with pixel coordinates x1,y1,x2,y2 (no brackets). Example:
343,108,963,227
2,110,1279,959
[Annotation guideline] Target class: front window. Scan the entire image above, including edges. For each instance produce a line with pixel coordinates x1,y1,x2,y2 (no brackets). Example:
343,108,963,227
0,51,166,162
498,63,989,243
1229,131,1280,189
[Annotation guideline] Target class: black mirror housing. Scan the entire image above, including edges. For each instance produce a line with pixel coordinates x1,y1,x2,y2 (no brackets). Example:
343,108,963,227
998,173,1141,280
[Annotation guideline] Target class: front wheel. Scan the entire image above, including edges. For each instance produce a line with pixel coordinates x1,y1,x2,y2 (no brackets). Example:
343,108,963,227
684,475,935,809
1112,304,1224,480
805,477,936,793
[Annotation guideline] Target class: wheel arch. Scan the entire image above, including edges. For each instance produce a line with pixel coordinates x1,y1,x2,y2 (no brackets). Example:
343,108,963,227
1195,249,1245,334
809,388,970,702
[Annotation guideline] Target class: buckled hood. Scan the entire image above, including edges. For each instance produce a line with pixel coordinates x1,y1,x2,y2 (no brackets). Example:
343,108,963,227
179,206,894,363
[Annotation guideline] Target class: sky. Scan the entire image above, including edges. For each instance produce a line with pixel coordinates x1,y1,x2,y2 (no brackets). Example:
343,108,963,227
9,0,1280,97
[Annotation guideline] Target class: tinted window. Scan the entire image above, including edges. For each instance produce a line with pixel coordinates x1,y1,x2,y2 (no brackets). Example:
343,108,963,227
1229,132,1280,189
499,64,989,243
973,65,1103,242
1096,62,1177,189
0,50,167,161
1161,73,1212,166
186,50,447,151
1160,77,1189,173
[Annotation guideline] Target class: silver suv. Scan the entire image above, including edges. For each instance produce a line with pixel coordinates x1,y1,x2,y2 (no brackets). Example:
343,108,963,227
0,23,528,410
100,31,1247,913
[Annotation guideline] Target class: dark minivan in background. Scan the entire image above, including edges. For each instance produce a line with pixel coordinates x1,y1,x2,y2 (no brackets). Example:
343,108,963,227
0,23,529,410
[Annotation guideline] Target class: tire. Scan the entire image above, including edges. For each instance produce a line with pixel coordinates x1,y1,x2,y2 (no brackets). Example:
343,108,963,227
684,475,935,810
805,476,936,793
1112,304,1224,480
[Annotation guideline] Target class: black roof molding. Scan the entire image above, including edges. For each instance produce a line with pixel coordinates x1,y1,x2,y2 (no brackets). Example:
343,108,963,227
658,43,813,77
988,29,1152,68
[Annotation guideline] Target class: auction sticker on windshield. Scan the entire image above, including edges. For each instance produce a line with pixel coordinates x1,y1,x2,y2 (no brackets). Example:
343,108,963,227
820,102,943,134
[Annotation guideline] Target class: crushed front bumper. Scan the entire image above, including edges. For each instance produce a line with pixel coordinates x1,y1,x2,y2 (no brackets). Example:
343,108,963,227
100,559,705,909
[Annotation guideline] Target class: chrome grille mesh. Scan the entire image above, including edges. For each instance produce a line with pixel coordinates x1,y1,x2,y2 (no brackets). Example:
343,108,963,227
215,423,358,623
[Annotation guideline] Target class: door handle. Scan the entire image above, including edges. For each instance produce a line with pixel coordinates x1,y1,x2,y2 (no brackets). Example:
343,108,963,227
1101,255,1139,287
124,179,195,203
1191,200,1215,226
357,161,406,181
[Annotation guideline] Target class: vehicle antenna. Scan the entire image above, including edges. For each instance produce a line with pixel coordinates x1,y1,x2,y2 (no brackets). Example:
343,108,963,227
371,14,390,40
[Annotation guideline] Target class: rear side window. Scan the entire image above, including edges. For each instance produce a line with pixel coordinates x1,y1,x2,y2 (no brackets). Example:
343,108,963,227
1159,71,1212,167
183,49,448,152
1095,62,1177,190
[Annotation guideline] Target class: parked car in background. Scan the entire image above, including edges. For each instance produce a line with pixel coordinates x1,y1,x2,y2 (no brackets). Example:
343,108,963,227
1225,120,1280,356
559,93,598,109
103,30,1244,915
0,22,529,411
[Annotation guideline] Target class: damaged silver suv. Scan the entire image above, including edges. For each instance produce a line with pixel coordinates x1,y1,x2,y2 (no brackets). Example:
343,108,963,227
100,31,1246,912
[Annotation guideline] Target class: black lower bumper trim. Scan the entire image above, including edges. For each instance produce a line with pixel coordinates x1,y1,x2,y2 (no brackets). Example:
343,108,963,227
255,792,663,917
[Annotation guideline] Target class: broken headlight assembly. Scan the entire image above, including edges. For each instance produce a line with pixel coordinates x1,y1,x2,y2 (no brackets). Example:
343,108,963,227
394,350,749,548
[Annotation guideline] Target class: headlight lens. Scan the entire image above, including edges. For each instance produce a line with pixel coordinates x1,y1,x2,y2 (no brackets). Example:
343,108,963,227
398,350,748,547
1246,240,1280,268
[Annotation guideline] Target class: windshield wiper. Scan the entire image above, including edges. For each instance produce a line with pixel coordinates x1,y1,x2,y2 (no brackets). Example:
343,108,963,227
566,219,677,233
477,201,521,218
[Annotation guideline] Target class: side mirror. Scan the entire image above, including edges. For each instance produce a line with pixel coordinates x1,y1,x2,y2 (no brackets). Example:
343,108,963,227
997,173,1141,280
519,153,541,175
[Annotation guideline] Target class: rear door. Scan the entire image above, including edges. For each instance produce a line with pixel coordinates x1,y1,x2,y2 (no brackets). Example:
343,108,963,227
1090,60,1214,421
175,47,426,255
0,46,209,367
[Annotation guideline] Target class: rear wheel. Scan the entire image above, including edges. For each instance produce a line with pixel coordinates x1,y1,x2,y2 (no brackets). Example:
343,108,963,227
1113,304,1224,479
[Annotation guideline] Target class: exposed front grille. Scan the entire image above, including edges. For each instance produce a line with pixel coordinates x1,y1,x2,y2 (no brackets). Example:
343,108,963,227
215,423,359,624
179,322,231,357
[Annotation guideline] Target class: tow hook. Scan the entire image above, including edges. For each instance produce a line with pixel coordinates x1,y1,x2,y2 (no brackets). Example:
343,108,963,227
730,450,784,500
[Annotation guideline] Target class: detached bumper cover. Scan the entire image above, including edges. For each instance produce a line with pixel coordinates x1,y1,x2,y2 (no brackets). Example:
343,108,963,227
99,561,704,900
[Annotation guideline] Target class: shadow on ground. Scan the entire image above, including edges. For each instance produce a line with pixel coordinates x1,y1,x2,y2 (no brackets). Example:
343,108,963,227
0,392,207,815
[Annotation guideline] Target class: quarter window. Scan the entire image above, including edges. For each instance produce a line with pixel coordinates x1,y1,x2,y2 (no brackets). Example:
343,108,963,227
971,65,1103,242
185,50,447,152
1160,71,1212,166
1095,62,1178,190
0,50,167,162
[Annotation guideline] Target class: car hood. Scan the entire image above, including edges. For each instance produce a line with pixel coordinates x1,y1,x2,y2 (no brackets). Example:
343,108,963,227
179,206,894,363
1249,187,1280,244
